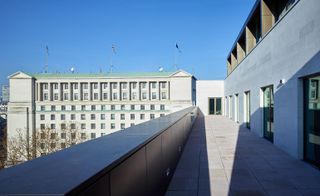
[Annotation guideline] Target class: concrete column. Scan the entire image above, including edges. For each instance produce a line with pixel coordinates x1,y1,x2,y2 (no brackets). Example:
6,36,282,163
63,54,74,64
237,43,245,63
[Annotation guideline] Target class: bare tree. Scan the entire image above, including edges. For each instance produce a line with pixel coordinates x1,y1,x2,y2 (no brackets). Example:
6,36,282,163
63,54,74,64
5,122,86,168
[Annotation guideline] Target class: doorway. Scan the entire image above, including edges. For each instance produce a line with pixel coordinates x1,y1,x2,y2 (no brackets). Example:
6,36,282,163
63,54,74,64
208,97,222,115
245,91,251,129
262,86,274,142
304,75,320,167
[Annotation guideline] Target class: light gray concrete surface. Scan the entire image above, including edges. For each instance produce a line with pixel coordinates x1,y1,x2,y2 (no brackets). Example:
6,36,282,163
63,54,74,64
166,115,320,196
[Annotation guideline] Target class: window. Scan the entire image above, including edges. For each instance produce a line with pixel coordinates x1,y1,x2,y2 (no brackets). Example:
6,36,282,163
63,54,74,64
130,123,135,127
111,123,115,129
51,114,55,120
113,93,118,100
81,123,86,130
151,82,156,89
91,114,95,120
111,114,115,120
101,114,105,120
140,114,145,120
71,114,76,120
51,124,56,129
101,123,106,129
40,132,46,139
73,83,78,90
101,105,106,111
74,93,79,100
101,133,105,137
83,83,88,89
61,132,66,139
43,83,48,90
103,93,108,100
161,82,166,88
150,114,155,119
91,123,96,129
61,105,66,111
122,83,127,89
44,93,48,100
150,104,155,110
61,123,66,130
53,83,58,89
130,114,135,120
131,105,135,110
93,83,98,89
152,92,157,99
132,92,137,100
111,105,115,110
50,143,56,149
103,83,108,89
64,83,69,90
40,114,45,120
61,143,66,149
50,133,56,139
81,114,86,120
71,105,76,111
91,133,96,139
91,105,96,111
121,123,125,129
121,114,125,120
161,92,167,99
83,93,89,100
140,105,145,110
112,83,117,89
71,123,76,129
40,124,45,130
132,83,137,89
61,114,65,120
141,82,146,89
122,92,128,100
63,93,69,101
81,105,86,111
160,114,165,117
93,93,99,100
160,105,165,111
81,133,86,139
121,105,125,110
41,106,45,111
51,105,56,111
142,92,147,100
54,93,59,100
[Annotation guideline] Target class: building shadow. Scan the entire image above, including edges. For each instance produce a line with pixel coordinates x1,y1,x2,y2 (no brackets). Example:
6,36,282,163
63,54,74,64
227,50,320,195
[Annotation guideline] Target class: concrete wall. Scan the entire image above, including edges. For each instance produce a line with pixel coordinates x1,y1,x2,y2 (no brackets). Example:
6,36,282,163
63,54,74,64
196,80,224,115
224,0,320,159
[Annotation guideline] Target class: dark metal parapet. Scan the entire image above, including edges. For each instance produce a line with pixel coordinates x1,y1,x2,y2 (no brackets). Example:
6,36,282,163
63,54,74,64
0,106,198,196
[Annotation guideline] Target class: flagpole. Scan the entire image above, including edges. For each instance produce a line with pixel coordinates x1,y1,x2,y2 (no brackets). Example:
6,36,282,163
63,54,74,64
45,45,49,73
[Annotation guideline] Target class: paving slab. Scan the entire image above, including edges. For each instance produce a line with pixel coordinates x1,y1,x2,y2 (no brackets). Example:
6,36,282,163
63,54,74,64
166,115,320,196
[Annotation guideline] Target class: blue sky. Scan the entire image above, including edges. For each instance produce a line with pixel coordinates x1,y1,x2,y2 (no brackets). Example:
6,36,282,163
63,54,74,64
0,0,256,85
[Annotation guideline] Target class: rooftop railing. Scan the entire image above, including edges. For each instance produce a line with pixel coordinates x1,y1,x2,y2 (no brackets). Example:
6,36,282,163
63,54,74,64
0,106,198,196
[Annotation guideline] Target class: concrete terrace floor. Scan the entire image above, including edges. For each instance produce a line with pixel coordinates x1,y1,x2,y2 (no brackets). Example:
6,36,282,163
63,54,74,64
166,115,320,196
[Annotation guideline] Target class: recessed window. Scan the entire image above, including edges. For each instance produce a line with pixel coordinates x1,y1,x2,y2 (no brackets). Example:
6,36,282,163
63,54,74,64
91,123,96,129
71,114,76,120
121,105,125,110
101,114,105,120
111,114,115,120
61,114,65,120
91,114,95,120
140,105,145,110
140,114,145,120
81,114,86,120
121,114,125,120
111,123,115,129
51,114,55,120
91,133,96,139
40,114,45,120
150,114,155,119
130,114,135,120
121,123,125,129
150,104,155,110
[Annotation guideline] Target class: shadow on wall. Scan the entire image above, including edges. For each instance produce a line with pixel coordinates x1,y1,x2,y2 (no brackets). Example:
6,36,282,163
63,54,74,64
227,50,320,195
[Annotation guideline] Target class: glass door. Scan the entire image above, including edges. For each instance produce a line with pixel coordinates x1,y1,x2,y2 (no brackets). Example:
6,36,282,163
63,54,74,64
245,91,251,129
263,86,274,142
304,76,320,167
208,97,222,115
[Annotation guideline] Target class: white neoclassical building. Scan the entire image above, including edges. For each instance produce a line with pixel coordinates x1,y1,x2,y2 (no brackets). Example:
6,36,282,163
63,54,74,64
7,70,196,144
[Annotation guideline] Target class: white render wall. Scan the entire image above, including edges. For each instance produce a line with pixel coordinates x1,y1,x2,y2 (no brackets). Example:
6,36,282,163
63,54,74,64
224,0,320,159
196,80,224,115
